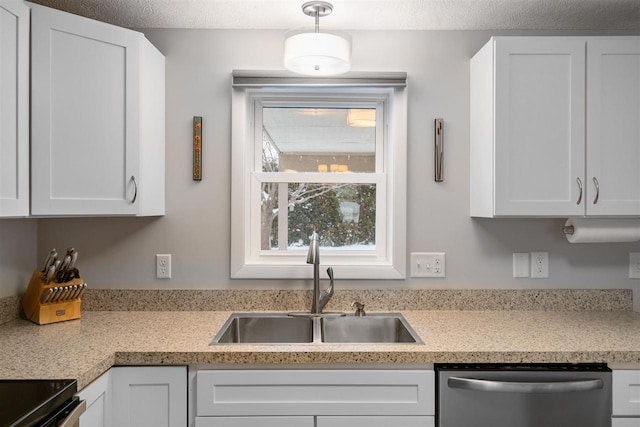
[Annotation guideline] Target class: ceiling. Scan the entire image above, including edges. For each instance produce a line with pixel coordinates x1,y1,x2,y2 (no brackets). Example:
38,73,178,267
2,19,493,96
27,0,640,30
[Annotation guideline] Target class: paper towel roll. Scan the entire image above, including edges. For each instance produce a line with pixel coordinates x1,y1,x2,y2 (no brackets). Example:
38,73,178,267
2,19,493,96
564,218,640,243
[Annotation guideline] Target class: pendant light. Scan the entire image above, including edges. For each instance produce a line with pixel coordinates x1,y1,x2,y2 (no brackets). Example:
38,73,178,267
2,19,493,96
284,1,351,76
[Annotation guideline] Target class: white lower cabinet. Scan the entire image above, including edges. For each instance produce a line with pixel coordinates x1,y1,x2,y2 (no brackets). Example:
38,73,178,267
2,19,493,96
612,420,640,427
194,416,434,427
77,366,187,427
194,369,435,426
195,417,314,427
612,369,640,426
317,416,434,427
112,366,187,427
77,369,111,427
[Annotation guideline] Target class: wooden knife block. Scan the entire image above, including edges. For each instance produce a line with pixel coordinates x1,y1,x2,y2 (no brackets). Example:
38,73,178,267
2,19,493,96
22,269,83,325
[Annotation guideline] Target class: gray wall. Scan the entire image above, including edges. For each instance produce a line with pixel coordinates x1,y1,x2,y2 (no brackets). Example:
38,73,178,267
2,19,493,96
23,29,639,299
0,220,37,298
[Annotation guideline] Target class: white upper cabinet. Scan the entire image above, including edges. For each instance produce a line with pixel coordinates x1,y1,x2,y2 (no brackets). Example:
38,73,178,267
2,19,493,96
586,39,640,216
0,0,29,217
470,36,640,218
30,3,165,216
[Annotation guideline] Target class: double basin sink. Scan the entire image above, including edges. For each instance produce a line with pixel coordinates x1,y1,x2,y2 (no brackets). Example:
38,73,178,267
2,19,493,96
211,312,423,344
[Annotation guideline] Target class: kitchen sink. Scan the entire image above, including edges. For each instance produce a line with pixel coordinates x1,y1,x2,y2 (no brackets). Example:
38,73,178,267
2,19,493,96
321,314,422,343
211,313,314,344
210,312,422,344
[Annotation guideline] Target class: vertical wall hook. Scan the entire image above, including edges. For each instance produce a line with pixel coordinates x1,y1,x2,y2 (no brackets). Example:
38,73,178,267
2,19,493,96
434,118,444,182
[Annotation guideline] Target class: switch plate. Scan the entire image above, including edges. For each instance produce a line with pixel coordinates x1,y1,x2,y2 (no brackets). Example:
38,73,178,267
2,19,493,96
530,252,549,278
410,252,445,277
513,253,530,278
156,254,171,279
630,253,640,279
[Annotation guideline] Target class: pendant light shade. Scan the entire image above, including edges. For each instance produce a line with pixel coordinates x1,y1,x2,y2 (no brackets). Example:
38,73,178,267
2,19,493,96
284,31,351,76
284,2,351,76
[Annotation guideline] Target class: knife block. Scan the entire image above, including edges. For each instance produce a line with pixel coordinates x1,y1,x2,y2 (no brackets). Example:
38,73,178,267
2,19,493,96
22,269,84,325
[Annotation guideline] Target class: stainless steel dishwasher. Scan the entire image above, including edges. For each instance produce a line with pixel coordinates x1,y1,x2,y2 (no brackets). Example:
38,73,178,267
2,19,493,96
436,363,611,427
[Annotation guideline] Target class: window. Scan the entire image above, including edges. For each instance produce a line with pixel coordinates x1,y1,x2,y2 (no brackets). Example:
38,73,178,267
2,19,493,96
231,76,407,279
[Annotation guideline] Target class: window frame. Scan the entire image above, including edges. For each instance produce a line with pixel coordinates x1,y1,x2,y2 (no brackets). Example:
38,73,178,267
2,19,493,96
231,86,407,280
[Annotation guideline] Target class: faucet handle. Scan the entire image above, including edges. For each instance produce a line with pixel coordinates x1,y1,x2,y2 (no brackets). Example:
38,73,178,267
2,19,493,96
351,301,366,316
322,267,334,299
326,266,334,282
317,267,335,313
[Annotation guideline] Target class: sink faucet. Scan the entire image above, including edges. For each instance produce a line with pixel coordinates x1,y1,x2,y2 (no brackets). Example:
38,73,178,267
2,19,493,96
307,228,334,314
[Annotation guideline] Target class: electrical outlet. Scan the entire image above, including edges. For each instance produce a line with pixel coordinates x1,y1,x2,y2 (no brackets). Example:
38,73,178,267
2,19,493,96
530,251,549,278
410,252,446,278
513,253,530,278
156,254,171,279
630,253,640,279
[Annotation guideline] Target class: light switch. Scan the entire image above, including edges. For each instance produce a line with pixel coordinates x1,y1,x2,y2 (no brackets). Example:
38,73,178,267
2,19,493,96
411,252,445,278
630,253,640,279
513,253,530,278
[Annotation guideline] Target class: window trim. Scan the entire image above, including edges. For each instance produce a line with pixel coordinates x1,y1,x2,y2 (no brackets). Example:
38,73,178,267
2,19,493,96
231,85,407,280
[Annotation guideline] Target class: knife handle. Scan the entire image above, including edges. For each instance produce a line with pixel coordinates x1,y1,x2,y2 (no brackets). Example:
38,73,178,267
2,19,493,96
40,289,53,304
77,283,87,299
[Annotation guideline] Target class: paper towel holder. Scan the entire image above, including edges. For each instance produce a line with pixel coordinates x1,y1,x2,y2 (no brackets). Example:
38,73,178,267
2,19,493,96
562,225,575,235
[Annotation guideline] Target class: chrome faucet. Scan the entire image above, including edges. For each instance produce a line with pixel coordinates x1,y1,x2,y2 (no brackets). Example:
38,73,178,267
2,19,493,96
307,228,334,314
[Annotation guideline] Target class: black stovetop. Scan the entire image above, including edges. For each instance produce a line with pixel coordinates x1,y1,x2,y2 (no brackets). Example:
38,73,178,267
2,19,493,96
0,379,77,427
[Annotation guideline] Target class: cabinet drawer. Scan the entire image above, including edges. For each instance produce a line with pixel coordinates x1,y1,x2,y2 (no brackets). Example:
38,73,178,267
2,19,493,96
195,416,314,427
317,416,434,427
612,418,640,427
613,370,640,416
196,370,435,416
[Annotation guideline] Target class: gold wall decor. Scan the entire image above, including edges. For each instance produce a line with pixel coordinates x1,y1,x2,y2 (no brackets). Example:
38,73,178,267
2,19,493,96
193,116,203,180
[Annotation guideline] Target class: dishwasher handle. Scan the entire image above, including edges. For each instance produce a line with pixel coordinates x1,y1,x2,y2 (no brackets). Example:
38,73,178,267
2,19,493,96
448,376,604,393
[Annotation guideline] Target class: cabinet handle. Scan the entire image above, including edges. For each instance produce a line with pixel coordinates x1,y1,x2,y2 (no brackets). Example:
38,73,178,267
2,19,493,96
576,177,583,205
592,177,599,204
131,176,138,204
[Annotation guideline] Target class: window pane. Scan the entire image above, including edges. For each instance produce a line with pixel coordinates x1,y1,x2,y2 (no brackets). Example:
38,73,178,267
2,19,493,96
262,107,376,173
261,182,376,251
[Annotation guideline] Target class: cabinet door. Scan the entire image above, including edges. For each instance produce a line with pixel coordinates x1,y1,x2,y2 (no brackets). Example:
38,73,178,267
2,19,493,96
112,366,187,427
195,417,314,427
494,38,586,216
317,416,434,427
613,370,640,416
0,0,29,217
586,38,640,216
30,4,140,215
77,369,111,427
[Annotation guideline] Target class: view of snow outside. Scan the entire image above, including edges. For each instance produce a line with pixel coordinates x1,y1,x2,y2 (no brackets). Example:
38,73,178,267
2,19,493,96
260,107,377,251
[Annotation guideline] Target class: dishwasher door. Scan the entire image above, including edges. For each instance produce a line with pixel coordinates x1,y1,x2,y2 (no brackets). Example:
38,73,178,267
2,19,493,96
437,364,611,427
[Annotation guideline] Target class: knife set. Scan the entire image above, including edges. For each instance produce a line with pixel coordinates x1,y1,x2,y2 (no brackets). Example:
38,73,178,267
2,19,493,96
22,248,87,325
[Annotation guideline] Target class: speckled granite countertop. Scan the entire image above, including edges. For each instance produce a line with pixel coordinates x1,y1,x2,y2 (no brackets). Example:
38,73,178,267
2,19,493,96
2,309,640,389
